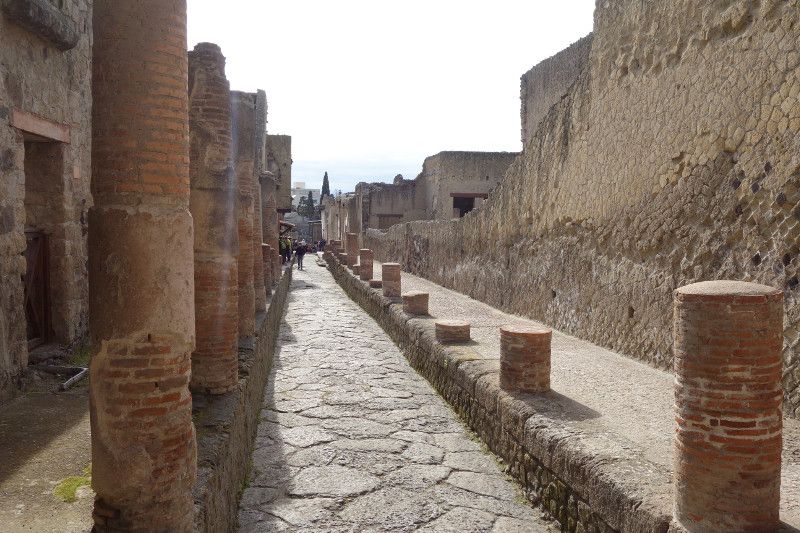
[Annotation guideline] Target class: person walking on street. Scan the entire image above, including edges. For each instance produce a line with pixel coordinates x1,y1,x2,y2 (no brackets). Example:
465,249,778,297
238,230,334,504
295,240,307,271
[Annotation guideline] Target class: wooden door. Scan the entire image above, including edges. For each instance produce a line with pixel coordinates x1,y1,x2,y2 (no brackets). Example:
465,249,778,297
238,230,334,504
24,230,50,349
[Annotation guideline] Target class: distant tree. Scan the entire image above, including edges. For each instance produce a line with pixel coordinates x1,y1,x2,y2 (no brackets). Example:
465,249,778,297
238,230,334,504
296,191,316,219
321,172,331,198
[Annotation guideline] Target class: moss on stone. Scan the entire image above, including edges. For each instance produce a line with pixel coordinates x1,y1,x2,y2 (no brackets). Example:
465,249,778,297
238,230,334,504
53,464,91,503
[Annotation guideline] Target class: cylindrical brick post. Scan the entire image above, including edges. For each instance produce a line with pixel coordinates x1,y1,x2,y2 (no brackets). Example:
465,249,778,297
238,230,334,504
435,320,471,343
89,1,196,530
674,281,783,532
346,232,358,267
352,264,360,276
359,249,373,281
252,186,266,312
500,326,551,392
260,174,279,265
232,91,257,338
261,244,272,295
339,253,348,265
382,262,401,297
403,291,429,315
274,251,281,283
187,43,239,395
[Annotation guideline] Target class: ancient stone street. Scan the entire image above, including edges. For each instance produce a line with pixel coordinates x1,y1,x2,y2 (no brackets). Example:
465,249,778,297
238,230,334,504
237,259,555,532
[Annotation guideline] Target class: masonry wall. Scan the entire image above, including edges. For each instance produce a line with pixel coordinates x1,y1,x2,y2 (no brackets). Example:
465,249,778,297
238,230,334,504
0,0,92,400
520,34,592,147
366,0,800,417
356,177,428,231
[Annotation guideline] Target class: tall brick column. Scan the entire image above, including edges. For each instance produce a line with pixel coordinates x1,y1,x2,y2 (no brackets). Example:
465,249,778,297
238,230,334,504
188,43,239,394
89,1,196,530
382,263,401,297
359,249,373,281
260,173,279,263
674,281,783,532
231,91,256,338
346,232,358,267
252,183,266,312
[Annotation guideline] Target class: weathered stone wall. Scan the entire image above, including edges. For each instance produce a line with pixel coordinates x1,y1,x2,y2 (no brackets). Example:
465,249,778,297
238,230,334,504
357,176,428,230
520,34,592,148
0,0,92,400
263,134,292,213
366,0,800,417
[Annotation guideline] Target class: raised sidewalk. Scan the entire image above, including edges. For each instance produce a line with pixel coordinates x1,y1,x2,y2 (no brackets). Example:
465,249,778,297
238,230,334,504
323,253,800,532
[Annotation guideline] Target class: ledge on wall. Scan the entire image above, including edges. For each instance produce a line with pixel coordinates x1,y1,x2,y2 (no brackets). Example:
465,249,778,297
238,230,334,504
1,0,79,51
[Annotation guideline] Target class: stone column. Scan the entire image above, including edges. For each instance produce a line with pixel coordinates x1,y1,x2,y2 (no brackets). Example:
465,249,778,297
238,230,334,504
89,0,196,530
252,181,266,312
260,173,279,258
231,92,256,339
346,232,358,267
382,262,401,297
261,244,272,294
187,43,239,395
673,281,783,532
499,326,551,392
359,249,373,281
402,291,429,315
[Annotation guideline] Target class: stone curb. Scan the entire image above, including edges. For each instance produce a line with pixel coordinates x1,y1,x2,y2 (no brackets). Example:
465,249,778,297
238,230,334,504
192,262,294,532
323,251,673,533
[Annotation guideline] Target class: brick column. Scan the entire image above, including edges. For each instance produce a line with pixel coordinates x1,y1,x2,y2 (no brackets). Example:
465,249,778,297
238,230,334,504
674,281,783,532
187,43,239,395
231,92,256,338
382,262,401,297
89,1,196,530
500,326,551,392
346,232,358,267
260,174,279,261
359,249,373,281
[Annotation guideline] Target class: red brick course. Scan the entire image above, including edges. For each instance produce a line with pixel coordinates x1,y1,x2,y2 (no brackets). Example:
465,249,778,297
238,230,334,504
499,326,551,393
673,280,783,532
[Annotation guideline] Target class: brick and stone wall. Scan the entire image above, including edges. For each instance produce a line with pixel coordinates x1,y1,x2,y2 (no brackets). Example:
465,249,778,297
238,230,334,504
0,0,92,400
366,0,800,417
520,34,592,148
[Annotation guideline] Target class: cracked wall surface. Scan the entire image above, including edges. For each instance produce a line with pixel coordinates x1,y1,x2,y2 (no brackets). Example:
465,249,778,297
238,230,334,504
366,0,800,416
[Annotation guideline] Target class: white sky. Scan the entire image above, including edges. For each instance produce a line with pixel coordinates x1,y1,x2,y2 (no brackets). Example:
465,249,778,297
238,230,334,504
187,1,595,193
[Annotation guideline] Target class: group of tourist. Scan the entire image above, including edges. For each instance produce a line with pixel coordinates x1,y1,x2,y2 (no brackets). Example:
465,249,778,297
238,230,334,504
279,236,323,271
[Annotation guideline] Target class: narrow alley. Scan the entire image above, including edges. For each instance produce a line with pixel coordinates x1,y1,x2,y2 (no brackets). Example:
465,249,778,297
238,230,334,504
237,258,555,532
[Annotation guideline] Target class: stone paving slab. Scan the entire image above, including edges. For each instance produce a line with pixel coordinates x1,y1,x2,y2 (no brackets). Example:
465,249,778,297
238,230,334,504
368,260,800,528
238,262,556,532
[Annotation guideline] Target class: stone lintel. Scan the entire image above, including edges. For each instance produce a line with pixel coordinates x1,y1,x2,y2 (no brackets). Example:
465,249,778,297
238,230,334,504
10,108,71,143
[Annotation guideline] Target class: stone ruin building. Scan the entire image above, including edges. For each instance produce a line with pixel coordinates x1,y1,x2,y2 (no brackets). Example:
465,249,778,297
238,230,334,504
3,0,800,532
321,150,518,240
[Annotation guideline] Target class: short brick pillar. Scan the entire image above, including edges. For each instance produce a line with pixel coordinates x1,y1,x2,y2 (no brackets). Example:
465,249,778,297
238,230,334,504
369,280,382,289
673,280,783,532
352,264,361,276
382,262,402,297
435,320,471,343
346,232,359,266
339,253,348,265
499,326,552,392
274,251,281,282
359,249,373,281
403,291,429,315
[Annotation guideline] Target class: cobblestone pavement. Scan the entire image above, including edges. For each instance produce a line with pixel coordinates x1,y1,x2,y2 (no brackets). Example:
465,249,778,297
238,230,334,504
238,260,555,532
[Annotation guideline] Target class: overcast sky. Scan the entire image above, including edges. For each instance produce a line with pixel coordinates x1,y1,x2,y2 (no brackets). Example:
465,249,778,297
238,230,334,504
187,1,595,193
